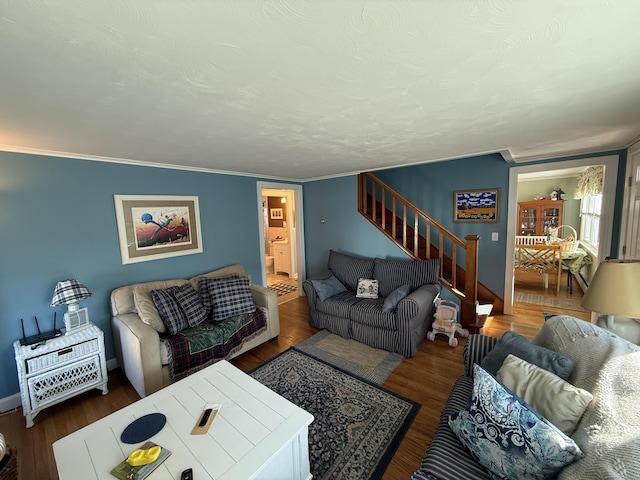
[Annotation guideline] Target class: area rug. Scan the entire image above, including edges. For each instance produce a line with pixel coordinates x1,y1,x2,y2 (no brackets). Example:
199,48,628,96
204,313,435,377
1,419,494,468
250,348,420,480
514,291,585,312
268,282,297,296
295,329,404,385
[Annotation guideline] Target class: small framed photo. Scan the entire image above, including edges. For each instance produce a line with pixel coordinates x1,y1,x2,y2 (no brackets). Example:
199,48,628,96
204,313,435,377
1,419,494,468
270,208,283,219
453,188,500,223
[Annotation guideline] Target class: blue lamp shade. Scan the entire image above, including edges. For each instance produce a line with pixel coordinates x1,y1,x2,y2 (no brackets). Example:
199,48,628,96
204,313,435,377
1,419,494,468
51,279,91,310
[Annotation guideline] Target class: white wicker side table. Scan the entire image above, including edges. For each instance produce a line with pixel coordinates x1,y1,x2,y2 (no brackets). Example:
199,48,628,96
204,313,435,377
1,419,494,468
14,323,108,428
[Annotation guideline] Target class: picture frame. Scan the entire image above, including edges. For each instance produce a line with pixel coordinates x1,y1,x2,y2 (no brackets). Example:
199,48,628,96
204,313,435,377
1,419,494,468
114,195,203,264
453,188,500,223
270,208,283,219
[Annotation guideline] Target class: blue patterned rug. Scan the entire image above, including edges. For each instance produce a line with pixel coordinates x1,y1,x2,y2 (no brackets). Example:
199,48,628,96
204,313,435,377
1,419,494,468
249,348,420,480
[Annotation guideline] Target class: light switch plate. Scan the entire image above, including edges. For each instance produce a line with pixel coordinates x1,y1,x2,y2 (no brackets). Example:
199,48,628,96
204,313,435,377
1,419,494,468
491,232,499,241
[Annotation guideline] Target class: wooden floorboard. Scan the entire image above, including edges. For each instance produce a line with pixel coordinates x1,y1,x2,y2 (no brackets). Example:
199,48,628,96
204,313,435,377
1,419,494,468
0,270,590,479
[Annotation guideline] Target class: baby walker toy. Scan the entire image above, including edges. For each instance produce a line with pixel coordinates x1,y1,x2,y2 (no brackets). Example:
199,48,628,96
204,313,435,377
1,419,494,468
426,298,469,347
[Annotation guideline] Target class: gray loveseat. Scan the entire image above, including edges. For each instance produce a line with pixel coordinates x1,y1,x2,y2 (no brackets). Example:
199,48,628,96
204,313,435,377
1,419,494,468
411,315,640,480
302,250,441,357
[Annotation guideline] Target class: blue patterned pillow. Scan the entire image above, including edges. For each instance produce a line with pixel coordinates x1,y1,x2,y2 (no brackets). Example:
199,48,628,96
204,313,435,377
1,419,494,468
197,273,240,317
151,287,189,335
173,284,208,327
208,275,256,321
449,364,583,480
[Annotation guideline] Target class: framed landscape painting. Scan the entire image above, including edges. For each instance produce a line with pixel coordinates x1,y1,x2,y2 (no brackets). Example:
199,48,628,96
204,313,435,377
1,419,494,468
114,195,203,264
453,188,500,223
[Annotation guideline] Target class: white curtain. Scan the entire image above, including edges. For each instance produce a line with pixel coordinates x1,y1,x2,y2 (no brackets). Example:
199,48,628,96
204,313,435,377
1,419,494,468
574,165,604,199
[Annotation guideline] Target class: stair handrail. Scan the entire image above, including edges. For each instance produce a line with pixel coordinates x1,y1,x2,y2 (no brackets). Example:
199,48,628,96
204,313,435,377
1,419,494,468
358,172,480,329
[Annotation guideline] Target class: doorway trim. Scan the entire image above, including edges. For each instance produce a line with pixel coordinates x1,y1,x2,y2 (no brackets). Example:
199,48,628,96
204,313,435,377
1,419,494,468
620,141,640,259
503,154,619,314
256,181,305,287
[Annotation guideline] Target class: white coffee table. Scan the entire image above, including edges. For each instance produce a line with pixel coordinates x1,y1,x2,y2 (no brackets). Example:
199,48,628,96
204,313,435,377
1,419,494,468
53,360,313,480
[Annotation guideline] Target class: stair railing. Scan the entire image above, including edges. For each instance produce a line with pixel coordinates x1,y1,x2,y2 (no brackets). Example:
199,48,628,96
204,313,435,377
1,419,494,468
358,172,480,329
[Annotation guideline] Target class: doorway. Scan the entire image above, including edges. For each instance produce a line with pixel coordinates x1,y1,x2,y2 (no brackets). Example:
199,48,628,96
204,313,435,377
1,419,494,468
504,155,620,315
256,182,305,301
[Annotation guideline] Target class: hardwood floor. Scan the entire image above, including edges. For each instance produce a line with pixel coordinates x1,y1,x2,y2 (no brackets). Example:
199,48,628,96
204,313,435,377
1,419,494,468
0,276,590,480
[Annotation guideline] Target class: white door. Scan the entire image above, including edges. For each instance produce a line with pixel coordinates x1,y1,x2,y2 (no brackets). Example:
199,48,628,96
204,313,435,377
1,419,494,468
621,143,640,259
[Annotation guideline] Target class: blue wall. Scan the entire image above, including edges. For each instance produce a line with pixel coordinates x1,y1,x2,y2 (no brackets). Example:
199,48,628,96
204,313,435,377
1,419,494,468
376,154,509,294
303,151,628,298
303,176,410,279
0,152,283,399
1,148,628,401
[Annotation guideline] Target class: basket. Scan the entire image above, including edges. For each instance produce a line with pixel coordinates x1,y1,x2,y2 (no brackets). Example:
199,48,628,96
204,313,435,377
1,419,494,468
549,225,578,253
0,445,18,480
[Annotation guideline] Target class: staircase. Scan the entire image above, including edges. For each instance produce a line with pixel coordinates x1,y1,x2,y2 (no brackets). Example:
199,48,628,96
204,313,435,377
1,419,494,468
358,172,502,332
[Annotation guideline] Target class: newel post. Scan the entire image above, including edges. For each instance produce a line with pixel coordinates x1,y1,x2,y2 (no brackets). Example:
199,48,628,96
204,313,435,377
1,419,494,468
462,234,480,333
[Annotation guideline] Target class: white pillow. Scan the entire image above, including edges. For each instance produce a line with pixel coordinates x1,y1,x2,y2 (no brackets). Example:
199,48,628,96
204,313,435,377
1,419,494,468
356,278,378,298
497,354,593,435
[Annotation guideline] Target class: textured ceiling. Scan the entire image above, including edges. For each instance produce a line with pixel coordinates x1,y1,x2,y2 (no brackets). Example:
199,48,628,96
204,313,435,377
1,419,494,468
1,1,640,181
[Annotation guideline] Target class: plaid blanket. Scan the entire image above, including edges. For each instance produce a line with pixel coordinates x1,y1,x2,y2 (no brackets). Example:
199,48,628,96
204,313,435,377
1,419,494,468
160,307,267,379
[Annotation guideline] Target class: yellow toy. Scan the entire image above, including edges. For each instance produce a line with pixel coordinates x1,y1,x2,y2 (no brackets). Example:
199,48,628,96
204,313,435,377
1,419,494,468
426,298,468,347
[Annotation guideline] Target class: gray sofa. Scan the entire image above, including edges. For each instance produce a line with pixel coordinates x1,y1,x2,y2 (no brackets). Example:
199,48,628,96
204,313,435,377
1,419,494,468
302,250,441,357
411,315,640,480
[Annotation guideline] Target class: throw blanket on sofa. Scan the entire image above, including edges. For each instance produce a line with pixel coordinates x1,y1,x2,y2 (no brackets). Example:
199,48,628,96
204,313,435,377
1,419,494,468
534,316,640,480
160,307,267,379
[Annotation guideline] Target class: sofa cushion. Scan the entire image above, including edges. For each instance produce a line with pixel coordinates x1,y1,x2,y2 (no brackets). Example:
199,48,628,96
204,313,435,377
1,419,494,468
316,290,363,319
197,273,240,317
356,278,379,298
413,375,492,480
328,250,374,291
350,298,397,330
449,365,583,480
481,330,574,380
373,257,440,297
382,284,411,313
173,284,208,328
151,286,190,335
133,279,190,333
207,275,256,321
497,354,593,435
311,275,348,301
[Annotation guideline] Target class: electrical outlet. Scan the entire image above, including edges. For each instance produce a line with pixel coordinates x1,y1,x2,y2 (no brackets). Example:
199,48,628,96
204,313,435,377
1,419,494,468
491,232,499,241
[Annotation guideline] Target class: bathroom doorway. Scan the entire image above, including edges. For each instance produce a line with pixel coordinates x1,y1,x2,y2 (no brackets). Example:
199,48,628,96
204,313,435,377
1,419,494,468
256,182,305,301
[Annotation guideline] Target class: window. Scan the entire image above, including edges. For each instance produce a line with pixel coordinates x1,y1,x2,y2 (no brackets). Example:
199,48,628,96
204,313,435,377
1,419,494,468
579,194,602,251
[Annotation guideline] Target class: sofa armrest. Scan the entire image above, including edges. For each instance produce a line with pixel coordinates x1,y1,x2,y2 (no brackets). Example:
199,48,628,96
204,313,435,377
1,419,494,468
463,334,499,377
396,283,441,356
250,284,280,338
111,312,163,398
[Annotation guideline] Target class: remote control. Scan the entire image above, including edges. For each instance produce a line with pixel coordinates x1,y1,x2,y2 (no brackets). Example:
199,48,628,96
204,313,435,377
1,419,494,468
181,468,193,480
198,408,212,427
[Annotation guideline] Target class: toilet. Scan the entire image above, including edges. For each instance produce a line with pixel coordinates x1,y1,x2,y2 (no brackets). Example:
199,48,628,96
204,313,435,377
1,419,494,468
265,255,275,273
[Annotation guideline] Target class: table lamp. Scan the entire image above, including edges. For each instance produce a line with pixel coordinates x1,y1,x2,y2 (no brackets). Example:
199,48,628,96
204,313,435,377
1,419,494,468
51,279,92,333
580,259,640,332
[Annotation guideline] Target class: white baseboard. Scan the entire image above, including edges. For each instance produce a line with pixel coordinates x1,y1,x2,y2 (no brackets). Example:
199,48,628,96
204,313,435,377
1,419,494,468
1,357,120,414
107,357,119,371
0,393,21,414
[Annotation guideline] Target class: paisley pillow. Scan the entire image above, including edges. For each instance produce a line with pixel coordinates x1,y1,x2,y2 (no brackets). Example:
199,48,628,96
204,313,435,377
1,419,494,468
449,364,583,480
